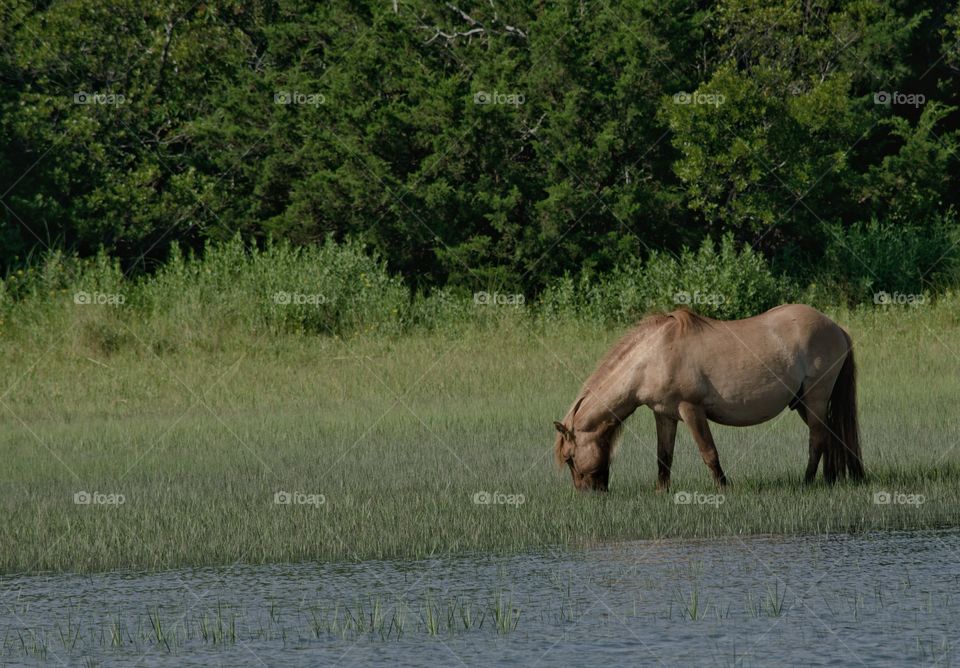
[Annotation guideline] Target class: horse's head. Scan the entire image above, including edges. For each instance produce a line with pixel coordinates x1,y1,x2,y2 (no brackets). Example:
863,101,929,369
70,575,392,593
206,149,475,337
553,397,614,492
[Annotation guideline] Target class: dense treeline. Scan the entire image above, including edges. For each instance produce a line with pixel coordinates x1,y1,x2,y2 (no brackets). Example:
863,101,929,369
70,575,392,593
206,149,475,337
1,0,958,296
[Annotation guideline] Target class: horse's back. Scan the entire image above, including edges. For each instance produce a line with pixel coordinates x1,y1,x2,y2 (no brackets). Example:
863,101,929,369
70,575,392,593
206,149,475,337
756,304,848,356
656,304,849,426
742,303,834,329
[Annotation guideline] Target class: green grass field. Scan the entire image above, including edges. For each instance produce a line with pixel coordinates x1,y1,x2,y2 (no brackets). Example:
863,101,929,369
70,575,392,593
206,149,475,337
2,301,959,575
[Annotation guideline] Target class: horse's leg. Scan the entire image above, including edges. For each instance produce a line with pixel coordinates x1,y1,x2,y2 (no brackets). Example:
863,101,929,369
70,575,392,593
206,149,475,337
678,402,728,487
803,412,827,484
654,413,677,492
803,399,833,484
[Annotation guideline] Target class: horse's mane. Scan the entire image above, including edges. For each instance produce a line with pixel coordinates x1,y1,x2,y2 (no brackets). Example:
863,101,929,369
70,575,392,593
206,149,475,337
586,307,712,388
554,308,712,466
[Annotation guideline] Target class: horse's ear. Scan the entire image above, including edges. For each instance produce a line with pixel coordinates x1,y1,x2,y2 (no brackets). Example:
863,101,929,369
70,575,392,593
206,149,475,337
553,421,572,438
572,395,586,417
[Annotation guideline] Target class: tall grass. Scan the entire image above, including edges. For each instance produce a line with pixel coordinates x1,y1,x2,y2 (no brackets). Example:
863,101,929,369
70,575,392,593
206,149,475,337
0,295,959,574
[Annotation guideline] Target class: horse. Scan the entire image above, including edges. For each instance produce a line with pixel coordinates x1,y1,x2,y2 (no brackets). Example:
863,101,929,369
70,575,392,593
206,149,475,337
552,304,864,492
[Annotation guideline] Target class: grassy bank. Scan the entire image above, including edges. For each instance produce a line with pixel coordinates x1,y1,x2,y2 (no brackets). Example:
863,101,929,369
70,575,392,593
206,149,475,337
1,297,959,574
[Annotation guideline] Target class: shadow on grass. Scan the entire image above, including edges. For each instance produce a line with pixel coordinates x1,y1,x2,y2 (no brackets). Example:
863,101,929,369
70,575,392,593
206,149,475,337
598,460,960,498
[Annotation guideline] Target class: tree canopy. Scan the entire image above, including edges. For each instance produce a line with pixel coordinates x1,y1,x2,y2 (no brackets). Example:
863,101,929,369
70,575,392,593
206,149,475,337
1,0,957,292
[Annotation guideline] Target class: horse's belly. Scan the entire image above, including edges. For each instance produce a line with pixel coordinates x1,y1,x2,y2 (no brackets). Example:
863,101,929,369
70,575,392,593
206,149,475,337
706,405,785,427
694,352,803,426
703,386,794,426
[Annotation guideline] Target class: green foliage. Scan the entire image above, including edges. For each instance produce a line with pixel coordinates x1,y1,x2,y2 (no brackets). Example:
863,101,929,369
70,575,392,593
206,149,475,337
0,235,410,352
539,233,786,324
0,0,248,265
815,218,960,301
0,232,786,351
860,103,958,226
137,235,410,337
0,0,958,295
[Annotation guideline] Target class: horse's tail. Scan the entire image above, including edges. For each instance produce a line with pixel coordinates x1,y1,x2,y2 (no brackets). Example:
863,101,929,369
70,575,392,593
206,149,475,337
824,332,865,482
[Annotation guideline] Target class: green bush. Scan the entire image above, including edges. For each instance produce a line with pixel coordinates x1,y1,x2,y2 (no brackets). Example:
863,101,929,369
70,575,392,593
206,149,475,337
0,236,411,353
137,235,409,338
539,234,787,325
2,226,958,354
0,249,126,342
816,217,960,303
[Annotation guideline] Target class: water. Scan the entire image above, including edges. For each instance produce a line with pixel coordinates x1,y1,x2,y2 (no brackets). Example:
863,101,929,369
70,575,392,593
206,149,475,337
2,529,958,667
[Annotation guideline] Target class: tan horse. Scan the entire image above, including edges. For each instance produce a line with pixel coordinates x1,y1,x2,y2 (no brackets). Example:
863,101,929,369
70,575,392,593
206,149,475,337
553,304,864,492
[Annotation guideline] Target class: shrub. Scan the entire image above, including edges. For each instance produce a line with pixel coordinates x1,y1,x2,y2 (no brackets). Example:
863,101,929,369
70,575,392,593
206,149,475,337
0,249,126,344
0,236,411,352
816,217,960,303
136,235,410,338
538,233,787,324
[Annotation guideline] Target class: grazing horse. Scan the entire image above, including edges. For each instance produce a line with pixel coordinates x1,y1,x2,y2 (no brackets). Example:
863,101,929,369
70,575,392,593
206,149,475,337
553,304,864,492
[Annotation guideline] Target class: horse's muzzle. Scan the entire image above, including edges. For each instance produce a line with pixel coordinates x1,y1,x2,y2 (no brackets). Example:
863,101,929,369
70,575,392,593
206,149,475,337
572,469,609,492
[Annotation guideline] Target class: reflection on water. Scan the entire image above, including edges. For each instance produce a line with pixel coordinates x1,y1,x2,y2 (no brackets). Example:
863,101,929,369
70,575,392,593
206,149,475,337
2,530,958,667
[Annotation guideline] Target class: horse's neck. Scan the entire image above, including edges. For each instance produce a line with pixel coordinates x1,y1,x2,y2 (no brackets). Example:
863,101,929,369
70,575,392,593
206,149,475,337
574,346,649,431
576,390,639,432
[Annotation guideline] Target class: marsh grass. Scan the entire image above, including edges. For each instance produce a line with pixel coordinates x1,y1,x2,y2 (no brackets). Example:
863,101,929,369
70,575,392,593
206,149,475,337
2,590,528,663
0,288,959,574
5,562,956,664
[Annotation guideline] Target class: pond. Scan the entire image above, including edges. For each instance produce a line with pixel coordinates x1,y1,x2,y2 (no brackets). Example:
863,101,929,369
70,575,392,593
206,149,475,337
2,529,957,666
